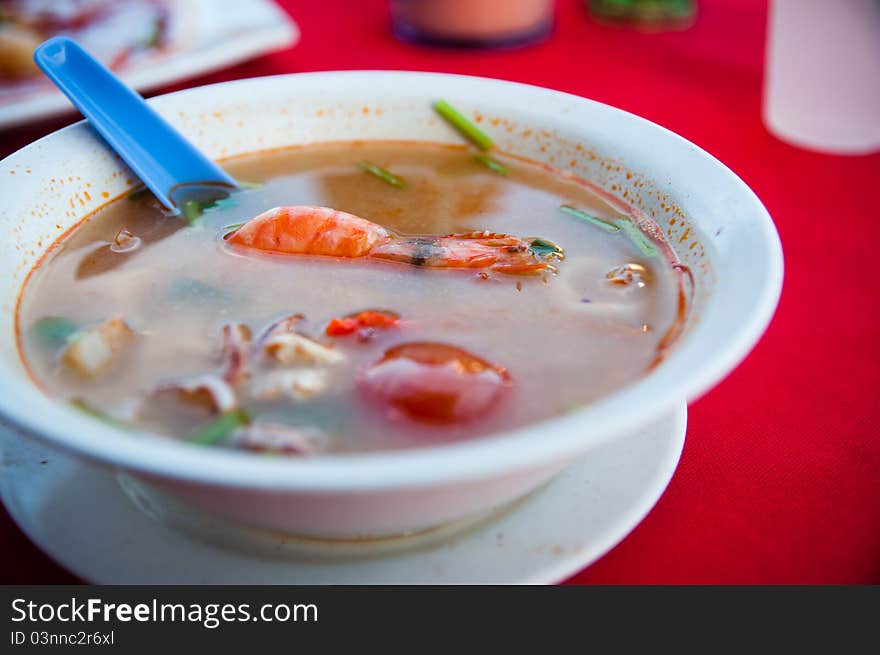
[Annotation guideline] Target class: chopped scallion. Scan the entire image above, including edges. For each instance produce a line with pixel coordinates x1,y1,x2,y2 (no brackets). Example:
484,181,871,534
199,196,238,213
182,199,203,224
190,409,251,445
358,161,406,189
474,153,508,175
618,220,658,258
433,100,494,151
560,205,620,233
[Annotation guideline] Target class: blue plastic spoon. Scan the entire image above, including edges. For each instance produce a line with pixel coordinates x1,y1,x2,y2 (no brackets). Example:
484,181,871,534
34,36,238,213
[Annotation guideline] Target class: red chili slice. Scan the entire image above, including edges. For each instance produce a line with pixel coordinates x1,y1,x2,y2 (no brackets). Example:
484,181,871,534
326,309,400,336
325,317,359,336
355,310,399,329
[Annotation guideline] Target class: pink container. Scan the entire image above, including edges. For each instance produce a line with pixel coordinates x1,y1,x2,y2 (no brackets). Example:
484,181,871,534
390,0,554,48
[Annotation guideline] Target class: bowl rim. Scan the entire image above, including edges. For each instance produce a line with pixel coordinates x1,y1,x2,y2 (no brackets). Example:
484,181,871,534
0,70,783,491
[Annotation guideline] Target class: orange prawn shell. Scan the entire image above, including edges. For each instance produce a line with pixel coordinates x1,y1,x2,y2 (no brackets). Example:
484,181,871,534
228,206,389,258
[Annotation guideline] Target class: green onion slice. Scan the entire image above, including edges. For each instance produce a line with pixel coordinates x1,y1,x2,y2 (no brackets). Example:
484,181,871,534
181,199,204,224
560,205,620,233
474,153,508,175
190,409,251,445
434,100,495,151
618,220,659,258
358,161,407,189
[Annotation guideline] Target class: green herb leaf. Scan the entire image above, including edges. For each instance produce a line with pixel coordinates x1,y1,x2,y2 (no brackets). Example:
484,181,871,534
32,316,78,348
198,196,238,214
560,205,620,233
70,399,129,429
190,409,251,445
181,199,204,224
434,100,495,151
358,161,407,189
618,220,658,258
529,237,564,258
474,153,508,175
221,222,246,238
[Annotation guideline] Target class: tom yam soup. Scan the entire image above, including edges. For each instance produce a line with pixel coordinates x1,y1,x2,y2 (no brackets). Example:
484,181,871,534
17,135,689,455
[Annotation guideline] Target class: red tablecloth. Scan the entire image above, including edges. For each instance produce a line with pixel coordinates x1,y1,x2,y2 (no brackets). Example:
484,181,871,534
2,0,878,584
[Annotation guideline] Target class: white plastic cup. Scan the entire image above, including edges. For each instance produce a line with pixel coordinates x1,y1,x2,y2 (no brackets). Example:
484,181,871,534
763,0,880,155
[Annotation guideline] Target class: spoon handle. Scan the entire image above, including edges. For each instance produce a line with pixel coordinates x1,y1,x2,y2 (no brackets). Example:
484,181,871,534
34,36,237,212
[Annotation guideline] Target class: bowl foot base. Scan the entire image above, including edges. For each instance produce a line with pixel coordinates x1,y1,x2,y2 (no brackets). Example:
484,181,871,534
116,472,534,561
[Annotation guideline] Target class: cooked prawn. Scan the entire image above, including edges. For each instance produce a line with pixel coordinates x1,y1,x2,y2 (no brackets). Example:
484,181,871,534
227,206,560,275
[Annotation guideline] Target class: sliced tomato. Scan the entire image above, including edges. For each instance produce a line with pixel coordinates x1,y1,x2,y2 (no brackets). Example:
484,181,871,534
360,342,511,423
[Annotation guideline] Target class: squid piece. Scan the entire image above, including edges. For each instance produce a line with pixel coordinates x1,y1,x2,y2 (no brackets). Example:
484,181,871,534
254,312,344,367
247,368,329,402
230,423,321,455
61,317,134,377
256,313,305,345
264,332,345,367
219,322,252,386
150,374,238,414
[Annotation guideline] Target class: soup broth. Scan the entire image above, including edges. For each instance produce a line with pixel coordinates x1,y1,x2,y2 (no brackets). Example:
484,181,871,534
18,142,686,453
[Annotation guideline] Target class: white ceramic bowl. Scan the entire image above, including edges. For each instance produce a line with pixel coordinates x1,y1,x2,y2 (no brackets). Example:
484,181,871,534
0,72,782,538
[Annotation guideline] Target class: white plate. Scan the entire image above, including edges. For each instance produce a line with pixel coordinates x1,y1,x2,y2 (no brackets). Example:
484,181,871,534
0,404,685,584
0,0,299,130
